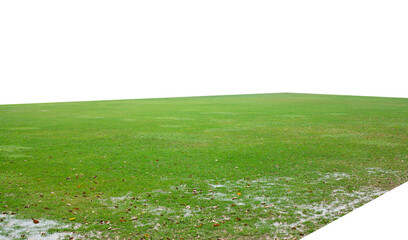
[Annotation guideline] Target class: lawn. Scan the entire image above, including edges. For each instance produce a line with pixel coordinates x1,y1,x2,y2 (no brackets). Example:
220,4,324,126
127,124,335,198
1,93,407,239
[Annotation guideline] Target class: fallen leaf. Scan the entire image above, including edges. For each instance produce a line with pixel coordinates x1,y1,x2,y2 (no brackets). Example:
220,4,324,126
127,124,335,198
69,217,75,221
33,219,39,224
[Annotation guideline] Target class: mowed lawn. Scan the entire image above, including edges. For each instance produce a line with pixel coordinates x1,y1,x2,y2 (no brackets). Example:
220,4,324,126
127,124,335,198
1,93,407,239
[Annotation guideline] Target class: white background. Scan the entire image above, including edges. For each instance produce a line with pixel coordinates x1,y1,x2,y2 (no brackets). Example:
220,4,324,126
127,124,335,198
1,0,407,105
0,2,407,238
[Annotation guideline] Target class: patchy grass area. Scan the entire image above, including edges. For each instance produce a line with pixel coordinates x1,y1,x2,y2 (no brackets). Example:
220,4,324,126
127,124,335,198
1,93,407,239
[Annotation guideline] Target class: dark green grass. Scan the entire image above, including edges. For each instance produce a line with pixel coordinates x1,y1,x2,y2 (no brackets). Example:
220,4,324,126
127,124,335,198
1,93,407,239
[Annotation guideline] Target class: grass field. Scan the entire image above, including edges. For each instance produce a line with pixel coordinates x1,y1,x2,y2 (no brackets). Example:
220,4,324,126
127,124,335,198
1,93,407,239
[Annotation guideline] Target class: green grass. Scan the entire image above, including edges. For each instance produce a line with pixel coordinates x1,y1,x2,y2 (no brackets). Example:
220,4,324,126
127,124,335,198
1,93,407,239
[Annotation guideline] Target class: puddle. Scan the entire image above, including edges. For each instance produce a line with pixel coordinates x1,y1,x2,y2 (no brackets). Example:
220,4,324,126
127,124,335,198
0,214,74,240
264,187,387,235
183,209,192,217
366,167,399,175
109,193,134,203
320,172,351,181
90,174,392,238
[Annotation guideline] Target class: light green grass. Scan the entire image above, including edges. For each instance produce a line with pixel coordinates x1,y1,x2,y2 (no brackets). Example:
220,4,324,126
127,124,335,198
1,93,407,239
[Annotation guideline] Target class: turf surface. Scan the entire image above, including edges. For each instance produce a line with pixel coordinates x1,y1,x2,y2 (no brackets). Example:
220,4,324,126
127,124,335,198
1,93,407,239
